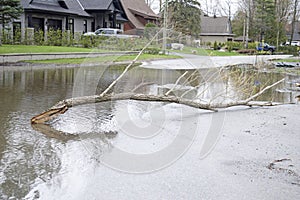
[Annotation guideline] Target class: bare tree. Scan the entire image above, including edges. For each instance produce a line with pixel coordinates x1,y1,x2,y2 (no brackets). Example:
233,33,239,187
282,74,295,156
275,0,292,46
31,61,285,125
290,0,299,44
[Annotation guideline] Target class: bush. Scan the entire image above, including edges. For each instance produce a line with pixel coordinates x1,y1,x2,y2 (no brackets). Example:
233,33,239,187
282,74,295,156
237,49,256,54
47,28,62,46
80,35,93,48
61,31,69,46
277,46,298,56
144,47,160,55
247,42,257,49
34,30,44,45
226,42,243,51
13,27,21,44
213,41,218,50
2,29,12,44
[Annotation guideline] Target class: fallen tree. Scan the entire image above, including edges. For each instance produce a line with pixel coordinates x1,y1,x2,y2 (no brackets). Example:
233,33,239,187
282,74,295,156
31,78,285,124
31,28,287,125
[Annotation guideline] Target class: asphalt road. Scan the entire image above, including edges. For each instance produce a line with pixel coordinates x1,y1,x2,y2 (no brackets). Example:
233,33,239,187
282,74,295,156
142,53,293,69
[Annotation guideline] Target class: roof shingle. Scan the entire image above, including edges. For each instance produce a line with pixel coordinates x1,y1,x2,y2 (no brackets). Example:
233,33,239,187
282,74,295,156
120,0,159,29
21,0,92,17
201,15,233,36
79,0,112,10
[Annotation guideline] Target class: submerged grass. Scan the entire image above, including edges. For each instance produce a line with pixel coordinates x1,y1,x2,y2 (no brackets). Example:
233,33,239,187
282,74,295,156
24,54,181,64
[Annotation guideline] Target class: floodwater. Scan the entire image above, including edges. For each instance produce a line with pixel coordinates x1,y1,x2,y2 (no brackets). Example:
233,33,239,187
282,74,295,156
0,64,299,199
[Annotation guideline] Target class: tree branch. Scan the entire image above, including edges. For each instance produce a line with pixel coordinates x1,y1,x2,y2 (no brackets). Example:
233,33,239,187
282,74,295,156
31,78,285,125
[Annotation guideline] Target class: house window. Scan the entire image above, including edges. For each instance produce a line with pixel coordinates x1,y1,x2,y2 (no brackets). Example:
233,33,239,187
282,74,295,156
32,17,44,31
68,18,74,34
91,21,95,32
48,19,62,30
116,23,121,29
83,20,87,33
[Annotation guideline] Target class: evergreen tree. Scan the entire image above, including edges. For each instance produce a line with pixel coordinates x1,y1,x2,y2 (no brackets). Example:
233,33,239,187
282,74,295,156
254,0,277,43
0,0,23,45
165,0,201,37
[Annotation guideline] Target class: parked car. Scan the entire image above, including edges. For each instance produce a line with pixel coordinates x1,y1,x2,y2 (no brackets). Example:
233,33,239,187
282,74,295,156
280,41,300,46
83,28,139,38
291,41,300,46
256,43,276,54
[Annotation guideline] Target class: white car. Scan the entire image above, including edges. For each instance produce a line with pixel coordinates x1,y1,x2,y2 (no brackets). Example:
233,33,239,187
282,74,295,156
83,28,123,36
291,41,300,46
83,28,139,38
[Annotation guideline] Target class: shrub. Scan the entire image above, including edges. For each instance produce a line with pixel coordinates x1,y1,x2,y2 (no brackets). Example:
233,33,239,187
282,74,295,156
2,29,12,44
213,41,218,50
13,27,21,44
34,30,44,45
61,31,69,46
47,28,62,46
237,49,256,54
277,46,298,56
80,35,93,48
144,47,160,55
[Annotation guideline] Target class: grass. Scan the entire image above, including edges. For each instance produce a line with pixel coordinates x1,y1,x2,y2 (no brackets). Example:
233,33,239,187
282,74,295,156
170,46,242,56
273,58,300,62
0,44,111,54
1,44,242,57
24,54,181,64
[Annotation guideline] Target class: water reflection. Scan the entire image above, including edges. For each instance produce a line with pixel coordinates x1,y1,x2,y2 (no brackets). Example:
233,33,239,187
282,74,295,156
0,64,299,199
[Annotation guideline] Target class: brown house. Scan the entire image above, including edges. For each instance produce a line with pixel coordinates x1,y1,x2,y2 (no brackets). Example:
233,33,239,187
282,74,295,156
120,0,160,35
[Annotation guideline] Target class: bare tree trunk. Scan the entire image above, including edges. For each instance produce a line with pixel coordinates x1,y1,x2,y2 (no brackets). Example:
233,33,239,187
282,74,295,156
290,0,299,44
31,79,285,124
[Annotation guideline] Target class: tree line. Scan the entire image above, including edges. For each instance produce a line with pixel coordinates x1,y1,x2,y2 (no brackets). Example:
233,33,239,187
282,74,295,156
155,0,299,46
231,0,299,46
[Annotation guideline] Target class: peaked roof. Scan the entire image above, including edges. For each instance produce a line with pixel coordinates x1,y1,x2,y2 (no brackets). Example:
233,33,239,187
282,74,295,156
21,0,92,17
79,0,112,10
200,15,234,36
120,0,159,29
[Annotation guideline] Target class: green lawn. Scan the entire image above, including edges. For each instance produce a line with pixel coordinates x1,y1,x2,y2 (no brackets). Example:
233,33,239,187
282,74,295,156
0,45,110,54
273,58,300,62
171,46,242,56
1,45,242,57
25,54,181,64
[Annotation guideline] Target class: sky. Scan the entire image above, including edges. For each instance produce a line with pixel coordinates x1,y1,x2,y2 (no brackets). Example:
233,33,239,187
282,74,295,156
148,0,239,17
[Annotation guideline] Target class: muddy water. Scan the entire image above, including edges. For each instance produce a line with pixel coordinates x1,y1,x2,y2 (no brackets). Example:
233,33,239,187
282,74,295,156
0,64,298,199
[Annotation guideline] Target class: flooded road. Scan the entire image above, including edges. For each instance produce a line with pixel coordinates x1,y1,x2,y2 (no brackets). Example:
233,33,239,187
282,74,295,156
0,63,299,199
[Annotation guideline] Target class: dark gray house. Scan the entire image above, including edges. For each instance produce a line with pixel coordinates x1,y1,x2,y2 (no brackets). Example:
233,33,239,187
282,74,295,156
17,0,129,34
200,14,234,43
9,0,156,39
19,0,94,35
286,21,300,41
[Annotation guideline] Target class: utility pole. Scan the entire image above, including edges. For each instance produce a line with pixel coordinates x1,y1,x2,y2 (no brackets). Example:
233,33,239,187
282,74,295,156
245,0,250,49
162,0,168,54
160,0,162,11
290,0,299,44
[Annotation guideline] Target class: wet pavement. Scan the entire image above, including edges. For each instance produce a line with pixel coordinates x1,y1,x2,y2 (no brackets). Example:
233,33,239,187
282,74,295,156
142,53,293,69
0,57,299,199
